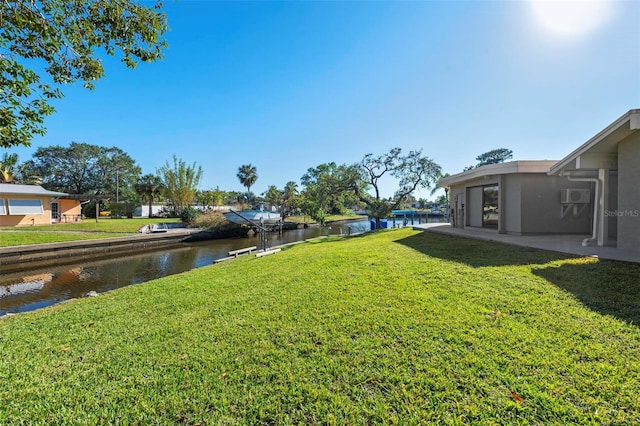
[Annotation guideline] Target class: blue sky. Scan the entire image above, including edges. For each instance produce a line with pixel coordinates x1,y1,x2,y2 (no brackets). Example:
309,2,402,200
8,0,640,199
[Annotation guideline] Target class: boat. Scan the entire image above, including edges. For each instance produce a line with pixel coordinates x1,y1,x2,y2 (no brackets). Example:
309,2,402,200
138,223,169,234
223,210,282,226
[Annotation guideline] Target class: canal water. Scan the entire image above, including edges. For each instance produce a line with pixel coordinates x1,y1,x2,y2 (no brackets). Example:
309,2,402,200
0,221,372,317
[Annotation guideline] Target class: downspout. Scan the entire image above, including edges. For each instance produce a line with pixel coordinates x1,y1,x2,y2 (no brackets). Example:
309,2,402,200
79,200,90,221
561,172,599,246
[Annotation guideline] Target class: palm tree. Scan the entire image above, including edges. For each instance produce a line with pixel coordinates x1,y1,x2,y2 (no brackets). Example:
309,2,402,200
134,174,164,218
0,154,43,185
237,164,258,193
0,153,18,183
282,181,298,217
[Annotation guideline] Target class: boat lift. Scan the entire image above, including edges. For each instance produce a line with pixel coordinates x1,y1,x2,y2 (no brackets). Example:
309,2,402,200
227,209,272,252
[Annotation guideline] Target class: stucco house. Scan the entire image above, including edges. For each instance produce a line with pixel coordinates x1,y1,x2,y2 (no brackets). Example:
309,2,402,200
549,109,639,252
0,184,82,227
440,109,639,253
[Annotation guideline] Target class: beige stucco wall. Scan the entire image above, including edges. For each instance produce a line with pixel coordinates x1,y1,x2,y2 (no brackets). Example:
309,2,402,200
617,132,640,252
58,199,82,222
0,196,81,227
0,195,52,227
520,175,591,234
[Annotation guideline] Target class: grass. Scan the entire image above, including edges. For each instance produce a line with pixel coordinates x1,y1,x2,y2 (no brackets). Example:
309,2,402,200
1,229,639,424
0,218,181,247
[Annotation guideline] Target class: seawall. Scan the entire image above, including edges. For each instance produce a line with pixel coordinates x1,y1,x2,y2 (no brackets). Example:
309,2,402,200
0,229,205,272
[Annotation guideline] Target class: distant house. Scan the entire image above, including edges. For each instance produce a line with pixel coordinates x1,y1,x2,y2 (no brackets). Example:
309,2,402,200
0,184,82,227
440,109,639,254
134,204,167,218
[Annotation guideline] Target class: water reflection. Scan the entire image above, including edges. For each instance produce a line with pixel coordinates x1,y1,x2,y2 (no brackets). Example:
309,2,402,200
1,220,372,316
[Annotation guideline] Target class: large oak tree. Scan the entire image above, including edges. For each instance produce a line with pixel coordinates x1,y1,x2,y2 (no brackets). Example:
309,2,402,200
300,148,442,227
347,148,442,227
24,141,140,196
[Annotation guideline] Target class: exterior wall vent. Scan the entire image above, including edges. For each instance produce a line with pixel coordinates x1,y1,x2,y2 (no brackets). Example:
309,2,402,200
560,188,591,204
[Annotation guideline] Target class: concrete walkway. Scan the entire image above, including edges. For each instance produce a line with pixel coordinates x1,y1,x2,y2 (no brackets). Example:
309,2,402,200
413,223,640,263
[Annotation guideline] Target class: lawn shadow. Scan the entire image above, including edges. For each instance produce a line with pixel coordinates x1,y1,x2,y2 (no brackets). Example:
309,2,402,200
395,231,640,327
532,260,640,327
394,231,574,267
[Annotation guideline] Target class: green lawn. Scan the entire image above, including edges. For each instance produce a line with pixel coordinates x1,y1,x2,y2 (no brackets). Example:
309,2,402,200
1,229,638,424
0,218,181,247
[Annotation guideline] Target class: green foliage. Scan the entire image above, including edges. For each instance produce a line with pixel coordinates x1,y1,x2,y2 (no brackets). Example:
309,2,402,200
0,153,42,184
0,230,639,423
306,205,328,226
367,198,392,219
259,182,300,217
134,174,164,218
210,189,224,207
262,184,282,208
224,190,243,205
0,153,18,182
23,142,141,198
195,189,220,209
237,164,258,193
109,201,138,219
300,162,359,221
353,148,441,226
434,194,448,206
238,191,257,207
302,149,442,227
157,155,202,216
179,206,199,226
282,181,299,217
0,0,167,147
475,148,514,167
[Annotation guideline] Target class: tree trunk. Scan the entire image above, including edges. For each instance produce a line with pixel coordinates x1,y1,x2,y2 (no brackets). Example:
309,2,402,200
148,195,154,219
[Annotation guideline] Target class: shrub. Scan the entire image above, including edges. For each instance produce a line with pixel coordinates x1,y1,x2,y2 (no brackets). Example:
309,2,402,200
180,206,199,225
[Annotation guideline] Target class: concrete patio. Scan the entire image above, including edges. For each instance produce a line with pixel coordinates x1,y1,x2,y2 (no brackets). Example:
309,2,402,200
413,223,640,263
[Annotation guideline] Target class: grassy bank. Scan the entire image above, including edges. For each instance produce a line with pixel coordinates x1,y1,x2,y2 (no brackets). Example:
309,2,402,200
1,229,639,424
0,218,181,247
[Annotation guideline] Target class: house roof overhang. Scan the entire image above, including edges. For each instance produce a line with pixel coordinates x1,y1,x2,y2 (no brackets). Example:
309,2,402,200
549,109,640,175
63,194,111,201
439,160,558,189
0,183,68,198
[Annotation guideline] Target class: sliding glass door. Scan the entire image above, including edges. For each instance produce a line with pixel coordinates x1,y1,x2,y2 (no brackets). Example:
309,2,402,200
482,185,499,229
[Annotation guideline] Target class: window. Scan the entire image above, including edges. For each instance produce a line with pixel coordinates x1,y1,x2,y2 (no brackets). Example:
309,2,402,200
7,198,44,215
482,185,499,229
51,202,60,221
0,198,6,215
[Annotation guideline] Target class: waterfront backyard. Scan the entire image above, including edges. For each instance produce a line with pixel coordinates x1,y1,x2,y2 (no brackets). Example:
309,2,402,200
1,228,638,424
